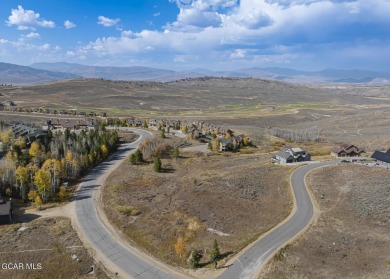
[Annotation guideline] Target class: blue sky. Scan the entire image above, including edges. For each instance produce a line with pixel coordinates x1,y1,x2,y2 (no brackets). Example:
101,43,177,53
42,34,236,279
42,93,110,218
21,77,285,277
1,0,390,71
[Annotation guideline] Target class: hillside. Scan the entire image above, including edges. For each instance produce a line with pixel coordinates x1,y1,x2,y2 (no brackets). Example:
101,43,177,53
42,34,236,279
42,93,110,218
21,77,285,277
30,62,201,82
0,62,80,85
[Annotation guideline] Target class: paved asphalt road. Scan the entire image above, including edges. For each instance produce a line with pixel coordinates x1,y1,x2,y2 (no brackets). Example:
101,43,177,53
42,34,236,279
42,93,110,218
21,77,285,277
75,129,180,279
217,161,338,279
76,130,337,279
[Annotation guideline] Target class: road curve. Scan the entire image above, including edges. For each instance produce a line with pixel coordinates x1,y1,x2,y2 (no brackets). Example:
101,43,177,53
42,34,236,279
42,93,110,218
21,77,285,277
74,128,181,279
217,161,338,279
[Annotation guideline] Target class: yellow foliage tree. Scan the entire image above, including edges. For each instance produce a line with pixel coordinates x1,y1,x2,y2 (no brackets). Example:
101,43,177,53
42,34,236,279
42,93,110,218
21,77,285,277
42,159,62,194
0,130,13,144
27,190,38,202
174,236,186,258
58,186,68,202
29,141,43,163
181,126,188,133
16,166,29,200
212,138,220,152
14,136,26,149
34,195,43,208
101,144,108,159
34,169,51,202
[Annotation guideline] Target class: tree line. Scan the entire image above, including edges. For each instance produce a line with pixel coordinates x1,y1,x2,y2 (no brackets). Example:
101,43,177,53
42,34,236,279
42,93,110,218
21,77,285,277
0,127,119,206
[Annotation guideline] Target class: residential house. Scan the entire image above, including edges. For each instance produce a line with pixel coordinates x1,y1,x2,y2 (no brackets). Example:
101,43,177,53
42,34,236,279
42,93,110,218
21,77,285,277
371,149,390,166
11,123,48,145
44,119,98,131
0,193,12,224
331,144,365,157
272,147,311,164
219,137,241,151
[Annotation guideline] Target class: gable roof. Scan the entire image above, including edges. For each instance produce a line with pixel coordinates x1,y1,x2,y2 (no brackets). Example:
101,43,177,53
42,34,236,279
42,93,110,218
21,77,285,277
275,151,293,160
332,144,364,154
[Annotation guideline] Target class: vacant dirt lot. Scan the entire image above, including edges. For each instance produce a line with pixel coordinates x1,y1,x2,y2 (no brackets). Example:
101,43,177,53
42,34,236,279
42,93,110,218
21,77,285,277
0,217,109,279
261,164,390,279
103,148,295,268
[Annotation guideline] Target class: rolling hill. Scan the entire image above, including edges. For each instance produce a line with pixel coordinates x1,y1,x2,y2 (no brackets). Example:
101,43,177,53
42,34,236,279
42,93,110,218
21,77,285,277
0,62,81,85
30,62,201,82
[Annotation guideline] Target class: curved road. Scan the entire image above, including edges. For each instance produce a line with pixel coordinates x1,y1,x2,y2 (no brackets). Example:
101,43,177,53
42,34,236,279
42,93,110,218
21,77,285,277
74,128,180,279
217,161,338,279
75,130,337,279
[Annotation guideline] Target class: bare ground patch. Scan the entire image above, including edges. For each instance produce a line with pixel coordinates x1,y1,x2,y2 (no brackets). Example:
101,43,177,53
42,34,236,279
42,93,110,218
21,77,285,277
103,152,294,268
0,217,109,279
260,164,390,279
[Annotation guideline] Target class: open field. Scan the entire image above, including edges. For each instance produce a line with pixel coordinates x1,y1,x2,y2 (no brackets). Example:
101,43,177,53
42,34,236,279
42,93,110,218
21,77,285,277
2,77,390,277
103,139,295,268
0,216,109,279
2,78,390,116
260,164,390,279
3,78,390,151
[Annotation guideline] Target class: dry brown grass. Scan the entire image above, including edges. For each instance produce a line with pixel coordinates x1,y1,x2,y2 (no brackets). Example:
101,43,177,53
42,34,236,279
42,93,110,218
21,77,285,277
261,164,390,279
103,152,294,268
0,217,109,279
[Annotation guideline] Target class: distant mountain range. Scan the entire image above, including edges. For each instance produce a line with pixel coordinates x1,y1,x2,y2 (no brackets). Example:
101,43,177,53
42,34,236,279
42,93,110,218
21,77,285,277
30,62,202,82
1,61,389,86
0,62,80,85
27,62,390,84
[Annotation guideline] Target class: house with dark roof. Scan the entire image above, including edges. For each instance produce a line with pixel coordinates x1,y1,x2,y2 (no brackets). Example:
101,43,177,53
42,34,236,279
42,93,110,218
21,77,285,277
0,193,12,224
11,123,48,145
331,144,364,157
272,147,311,164
44,119,98,131
371,149,390,166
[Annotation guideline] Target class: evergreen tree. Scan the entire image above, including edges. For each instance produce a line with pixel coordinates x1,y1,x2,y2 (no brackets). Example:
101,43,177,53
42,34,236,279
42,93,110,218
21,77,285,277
190,250,202,269
210,239,221,263
135,149,143,164
173,147,180,158
130,153,137,165
153,157,162,172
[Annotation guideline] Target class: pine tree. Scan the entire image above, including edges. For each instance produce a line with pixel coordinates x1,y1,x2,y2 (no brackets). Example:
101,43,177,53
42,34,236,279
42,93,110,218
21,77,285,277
130,153,137,165
190,250,202,269
210,239,221,263
153,157,162,172
135,149,143,163
173,147,180,158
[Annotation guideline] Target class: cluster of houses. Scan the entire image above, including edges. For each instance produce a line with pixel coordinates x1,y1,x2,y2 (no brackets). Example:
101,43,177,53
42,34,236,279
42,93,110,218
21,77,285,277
272,143,390,167
273,144,366,164
43,119,98,131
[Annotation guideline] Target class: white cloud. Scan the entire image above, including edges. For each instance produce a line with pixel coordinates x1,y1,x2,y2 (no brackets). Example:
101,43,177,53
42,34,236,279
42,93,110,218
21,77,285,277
230,49,247,59
6,0,386,70
66,51,76,57
7,5,55,30
153,12,161,17
97,16,120,27
64,20,76,29
121,30,135,38
20,32,41,41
